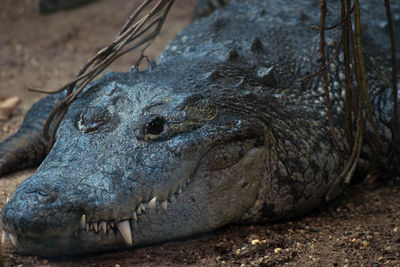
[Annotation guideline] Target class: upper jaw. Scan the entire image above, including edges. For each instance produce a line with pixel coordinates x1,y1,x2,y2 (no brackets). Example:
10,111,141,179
1,169,194,256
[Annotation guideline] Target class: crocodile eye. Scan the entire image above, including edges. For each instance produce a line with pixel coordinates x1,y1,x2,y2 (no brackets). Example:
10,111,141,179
134,114,168,141
145,116,166,135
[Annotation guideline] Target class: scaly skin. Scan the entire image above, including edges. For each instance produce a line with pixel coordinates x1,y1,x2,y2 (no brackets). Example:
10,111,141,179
1,0,399,256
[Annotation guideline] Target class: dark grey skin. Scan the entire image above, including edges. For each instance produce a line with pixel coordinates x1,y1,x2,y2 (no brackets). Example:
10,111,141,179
1,0,399,256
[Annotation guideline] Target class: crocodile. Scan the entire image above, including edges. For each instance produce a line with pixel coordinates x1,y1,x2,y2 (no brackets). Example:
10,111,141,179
1,0,399,256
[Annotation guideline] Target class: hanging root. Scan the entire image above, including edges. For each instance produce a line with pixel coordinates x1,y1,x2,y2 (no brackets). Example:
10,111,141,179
29,0,175,151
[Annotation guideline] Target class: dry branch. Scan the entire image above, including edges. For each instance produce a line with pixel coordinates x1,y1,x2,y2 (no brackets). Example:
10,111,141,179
29,0,175,150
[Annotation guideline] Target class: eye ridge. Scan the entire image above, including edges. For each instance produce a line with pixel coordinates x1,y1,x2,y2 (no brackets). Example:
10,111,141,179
76,106,113,133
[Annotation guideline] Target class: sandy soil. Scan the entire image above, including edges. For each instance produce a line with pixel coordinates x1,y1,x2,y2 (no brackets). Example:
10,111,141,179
0,0,399,266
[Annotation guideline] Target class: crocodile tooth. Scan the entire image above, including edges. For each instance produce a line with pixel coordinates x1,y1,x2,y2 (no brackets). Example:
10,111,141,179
91,222,98,232
5,197,9,203
8,233,17,247
139,203,146,211
1,230,7,244
99,221,107,233
178,188,182,194
160,200,168,211
86,223,89,232
169,195,176,202
147,197,157,209
110,222,115,228
137,206,142,215
80,215,86,230
117,220,132,246
132,211,138,221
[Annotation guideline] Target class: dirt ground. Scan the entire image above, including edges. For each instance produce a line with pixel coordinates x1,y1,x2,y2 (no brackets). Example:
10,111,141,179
0,0,399,266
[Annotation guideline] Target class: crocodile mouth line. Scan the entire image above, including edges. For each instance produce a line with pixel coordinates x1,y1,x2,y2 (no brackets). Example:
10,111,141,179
1,176,192,248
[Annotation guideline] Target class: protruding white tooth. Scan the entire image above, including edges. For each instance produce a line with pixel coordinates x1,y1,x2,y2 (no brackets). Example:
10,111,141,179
99,221,107,233
8,233,17,247
110,222,115,228
91,222,98,232
160,200,168,211
178,188,182,194
86,223,89,232
117,220,132,246
80,215,86,230
2,230,7,244
147,197,157,209
132,211,138,221
169,195,176,202
6,197,9,203
139,203,146,212
137,206,142,215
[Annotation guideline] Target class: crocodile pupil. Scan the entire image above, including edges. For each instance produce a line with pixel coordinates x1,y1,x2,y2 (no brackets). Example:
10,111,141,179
146,117,165,135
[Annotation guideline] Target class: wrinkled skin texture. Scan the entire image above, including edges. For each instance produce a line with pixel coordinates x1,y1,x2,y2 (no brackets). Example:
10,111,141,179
1,0,399,256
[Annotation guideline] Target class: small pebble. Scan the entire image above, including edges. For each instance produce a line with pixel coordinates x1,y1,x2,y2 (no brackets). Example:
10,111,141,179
274,247,282,254
43,260,48,264
114,264,120,267
251,239,259,245
394,227,398,233
361,241,370,248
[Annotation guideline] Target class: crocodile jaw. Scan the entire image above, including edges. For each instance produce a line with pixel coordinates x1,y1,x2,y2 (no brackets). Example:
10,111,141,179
1,145,263,256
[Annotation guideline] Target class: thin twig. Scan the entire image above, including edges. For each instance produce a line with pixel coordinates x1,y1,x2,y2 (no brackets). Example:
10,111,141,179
296,41,341,83
319,0,345,160
384,0,399,168
310,4,354,31
32,0,175,150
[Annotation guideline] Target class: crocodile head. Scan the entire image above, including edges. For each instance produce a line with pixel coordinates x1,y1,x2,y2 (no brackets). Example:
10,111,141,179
1,63,269,255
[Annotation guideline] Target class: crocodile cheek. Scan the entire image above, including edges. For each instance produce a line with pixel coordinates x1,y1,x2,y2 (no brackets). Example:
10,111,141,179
129,146,265,245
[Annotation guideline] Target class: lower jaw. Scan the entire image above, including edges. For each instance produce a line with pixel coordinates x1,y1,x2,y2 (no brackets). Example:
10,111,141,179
2,230,128,256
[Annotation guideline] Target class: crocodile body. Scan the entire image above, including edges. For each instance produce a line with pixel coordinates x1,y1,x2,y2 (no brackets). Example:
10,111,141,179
1,0,399,256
